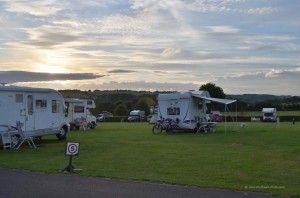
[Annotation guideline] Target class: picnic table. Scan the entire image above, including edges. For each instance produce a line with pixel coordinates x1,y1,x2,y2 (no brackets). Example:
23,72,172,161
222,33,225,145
196,122,217,133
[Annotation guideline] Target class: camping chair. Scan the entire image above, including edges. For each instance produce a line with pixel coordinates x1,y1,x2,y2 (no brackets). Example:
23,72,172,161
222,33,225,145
15,121,36,149
79,117,90,131
1,131,12,150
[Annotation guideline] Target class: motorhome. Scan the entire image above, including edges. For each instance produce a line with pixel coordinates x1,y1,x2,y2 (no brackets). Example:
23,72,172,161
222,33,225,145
128,110,145,122
157,91,211,130
262,108,277,122
64,98,97,130
157,91,236,131
0,86,70,144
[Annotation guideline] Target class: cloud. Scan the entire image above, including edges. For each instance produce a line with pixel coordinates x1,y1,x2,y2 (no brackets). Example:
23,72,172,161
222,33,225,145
247,7,274,14
1,0,60,16
107,69,136,73
265,67,300,78
206,26,240,33
0,71,104,84
215,68,300,95
161,48,181,57
19,26,82,49
265,69,282,78
0,0,299,96
95,80,201,91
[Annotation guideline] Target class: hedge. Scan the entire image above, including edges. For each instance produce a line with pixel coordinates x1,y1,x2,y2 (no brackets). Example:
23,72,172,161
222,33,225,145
100,116,299,123
100,116,147,122
225,116,299,122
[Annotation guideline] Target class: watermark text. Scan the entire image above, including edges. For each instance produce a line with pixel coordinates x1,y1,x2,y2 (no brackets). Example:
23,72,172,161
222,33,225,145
245,185,285,190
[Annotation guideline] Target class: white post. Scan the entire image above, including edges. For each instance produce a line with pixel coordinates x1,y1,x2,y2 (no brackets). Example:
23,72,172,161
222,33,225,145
225,104,227,134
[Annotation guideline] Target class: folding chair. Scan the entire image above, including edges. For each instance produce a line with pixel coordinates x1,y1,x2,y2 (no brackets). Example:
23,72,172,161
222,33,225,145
1,132,12,150
15,121,36,149
79,117,90,131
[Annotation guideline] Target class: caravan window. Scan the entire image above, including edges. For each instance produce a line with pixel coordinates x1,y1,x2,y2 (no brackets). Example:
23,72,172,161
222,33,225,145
74,105,84,113
52,100,60,113
167,107,180,115
36,100,47,109
16,94,23,103
28,95,33,115
87,100,93,105
198,102,203,110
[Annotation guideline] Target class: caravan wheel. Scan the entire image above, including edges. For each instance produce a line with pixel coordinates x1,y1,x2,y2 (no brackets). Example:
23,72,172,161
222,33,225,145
90,122,96,129
56,127,67,140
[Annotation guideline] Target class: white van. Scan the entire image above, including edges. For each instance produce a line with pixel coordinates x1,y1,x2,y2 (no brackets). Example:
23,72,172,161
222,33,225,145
262,108,277,122
0,86,70,143
128,110,145,122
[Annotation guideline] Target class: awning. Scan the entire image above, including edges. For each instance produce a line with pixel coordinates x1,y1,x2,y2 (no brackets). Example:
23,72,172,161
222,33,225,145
192,95,236,105
193,94,238,134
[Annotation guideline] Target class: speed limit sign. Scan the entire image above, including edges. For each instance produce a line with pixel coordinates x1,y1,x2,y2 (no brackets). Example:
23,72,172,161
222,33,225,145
65,142,79,156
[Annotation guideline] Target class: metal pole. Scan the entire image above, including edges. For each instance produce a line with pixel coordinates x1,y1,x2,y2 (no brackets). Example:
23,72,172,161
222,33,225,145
68,156,73,172
225,104,227,135
242,127,244,145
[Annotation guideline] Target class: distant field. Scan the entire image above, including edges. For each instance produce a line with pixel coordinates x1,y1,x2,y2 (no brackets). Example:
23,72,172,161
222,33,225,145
1,122,299,197
227,111,300,117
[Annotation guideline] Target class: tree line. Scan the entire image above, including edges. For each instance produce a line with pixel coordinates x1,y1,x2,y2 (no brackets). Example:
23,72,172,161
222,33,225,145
61,83,300,117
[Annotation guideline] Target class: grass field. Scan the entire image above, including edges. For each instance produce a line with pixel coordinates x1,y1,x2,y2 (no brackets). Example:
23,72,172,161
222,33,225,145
1,122,299,197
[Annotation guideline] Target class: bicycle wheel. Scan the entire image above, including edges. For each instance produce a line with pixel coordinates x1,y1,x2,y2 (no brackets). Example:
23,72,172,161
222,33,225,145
152,124,162,134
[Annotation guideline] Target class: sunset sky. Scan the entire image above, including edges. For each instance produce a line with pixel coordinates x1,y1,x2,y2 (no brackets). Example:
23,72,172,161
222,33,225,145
0,0,299,95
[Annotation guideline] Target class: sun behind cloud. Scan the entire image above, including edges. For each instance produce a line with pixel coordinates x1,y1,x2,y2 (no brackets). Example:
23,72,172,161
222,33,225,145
37,65,68,74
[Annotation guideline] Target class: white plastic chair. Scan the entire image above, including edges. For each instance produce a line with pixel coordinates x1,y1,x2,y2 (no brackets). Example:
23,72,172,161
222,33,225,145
1,132,12,150
15,121,36,149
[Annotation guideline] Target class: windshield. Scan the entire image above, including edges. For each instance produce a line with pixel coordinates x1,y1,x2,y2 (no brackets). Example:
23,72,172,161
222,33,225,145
87,109,93,116
264,113,274,117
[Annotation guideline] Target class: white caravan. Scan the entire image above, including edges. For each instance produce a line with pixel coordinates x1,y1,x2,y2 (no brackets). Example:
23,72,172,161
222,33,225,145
262,108,277,122
0,86,70,142
157,91,236,131
65,98,97,130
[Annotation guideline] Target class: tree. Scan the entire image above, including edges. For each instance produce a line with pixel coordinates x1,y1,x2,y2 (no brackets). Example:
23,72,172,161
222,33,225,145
94,102,114,115
135,101,150,115
199,83,226,99
113,103,128,116
139,97,155,106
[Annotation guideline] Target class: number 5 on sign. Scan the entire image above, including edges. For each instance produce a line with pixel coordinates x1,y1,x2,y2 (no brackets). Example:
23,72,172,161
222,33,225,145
65,142,79,156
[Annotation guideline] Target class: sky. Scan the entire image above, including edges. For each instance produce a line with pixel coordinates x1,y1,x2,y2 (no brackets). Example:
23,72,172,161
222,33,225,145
0,0,300,95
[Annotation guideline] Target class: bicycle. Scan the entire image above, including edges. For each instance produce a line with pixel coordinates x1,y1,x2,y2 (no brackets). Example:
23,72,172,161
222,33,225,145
152,118,180,134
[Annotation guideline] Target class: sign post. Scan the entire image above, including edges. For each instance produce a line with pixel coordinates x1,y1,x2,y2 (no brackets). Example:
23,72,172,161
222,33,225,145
62,142,79,173
241,123,246,145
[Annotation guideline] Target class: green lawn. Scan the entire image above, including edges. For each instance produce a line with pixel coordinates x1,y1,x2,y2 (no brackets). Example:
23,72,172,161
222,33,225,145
1,122,299,197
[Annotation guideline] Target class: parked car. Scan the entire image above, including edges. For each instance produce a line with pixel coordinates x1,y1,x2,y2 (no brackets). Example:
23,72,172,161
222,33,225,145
128,116,140,122
96,111,113,122
96,114,105,122
102,111,113,117
211,113,222,122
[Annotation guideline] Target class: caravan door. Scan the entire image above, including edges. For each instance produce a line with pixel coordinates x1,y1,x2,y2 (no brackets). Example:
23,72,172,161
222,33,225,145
25,94,35,132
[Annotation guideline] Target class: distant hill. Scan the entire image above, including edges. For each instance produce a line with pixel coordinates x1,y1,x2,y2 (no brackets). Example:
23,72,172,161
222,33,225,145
59,89,162,104
59,89,294,104
227,94,290,104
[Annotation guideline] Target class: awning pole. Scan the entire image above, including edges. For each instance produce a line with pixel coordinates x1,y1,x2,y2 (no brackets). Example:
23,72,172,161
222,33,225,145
225,104,227,135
